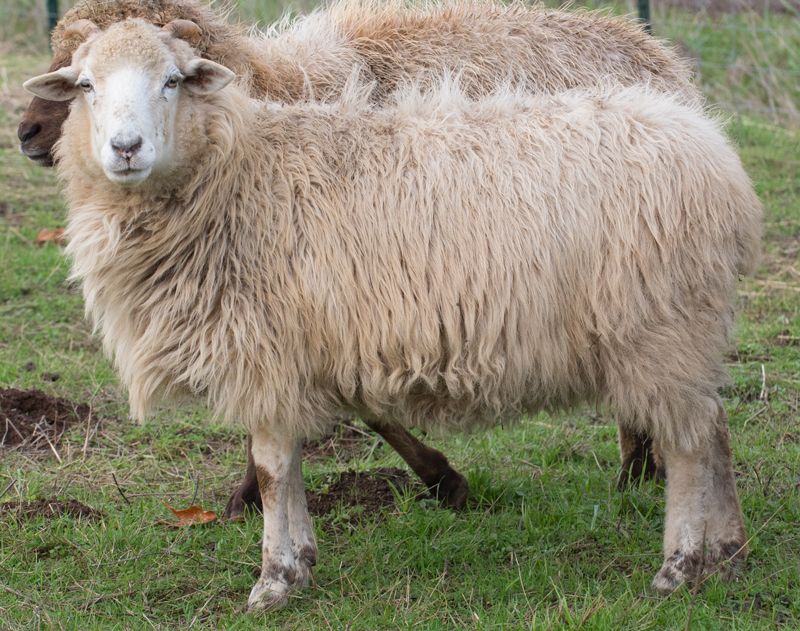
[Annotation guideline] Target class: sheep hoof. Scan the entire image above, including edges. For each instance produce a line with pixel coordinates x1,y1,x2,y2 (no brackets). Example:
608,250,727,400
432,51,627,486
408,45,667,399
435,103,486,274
706,541,746,582
222,491,262,520
222,477,262,520
433,470,469,510
652,567,683,595
652,549,702,594
247,578,290,612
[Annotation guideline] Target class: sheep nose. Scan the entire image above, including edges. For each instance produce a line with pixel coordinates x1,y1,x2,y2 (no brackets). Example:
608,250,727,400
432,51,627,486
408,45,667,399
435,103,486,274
18,121,41,143
110,135,143,160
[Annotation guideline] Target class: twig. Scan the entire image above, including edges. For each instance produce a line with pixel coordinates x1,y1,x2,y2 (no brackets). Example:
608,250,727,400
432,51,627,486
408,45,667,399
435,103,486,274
55,475,73,499
513,552,533,612
0,478,16,502
188,594,215,629
191,472,200,507
0,584,54,626
91,550,215,568
4,416,24,441
742,406,767,430
1,584,36,605
7,227,31,244
34,422,62,464
759,364,768,401
82,409,93,461
111,472,131,505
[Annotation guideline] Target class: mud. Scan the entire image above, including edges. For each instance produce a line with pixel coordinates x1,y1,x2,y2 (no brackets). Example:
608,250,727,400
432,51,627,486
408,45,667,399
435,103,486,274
306,467,423,520
0,387,90,450
1,498,103,522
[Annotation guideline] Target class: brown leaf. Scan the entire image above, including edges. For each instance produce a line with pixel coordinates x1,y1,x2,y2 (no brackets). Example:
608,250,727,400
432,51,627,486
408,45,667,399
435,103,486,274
160,500,217,527
34,228,67,246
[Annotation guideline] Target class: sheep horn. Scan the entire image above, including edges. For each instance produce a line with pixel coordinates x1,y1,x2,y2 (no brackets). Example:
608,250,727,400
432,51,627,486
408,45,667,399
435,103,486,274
63,19,100,42
161,20,202,45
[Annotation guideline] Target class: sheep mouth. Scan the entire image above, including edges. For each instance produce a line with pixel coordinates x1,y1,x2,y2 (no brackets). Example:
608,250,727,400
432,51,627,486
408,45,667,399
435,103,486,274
105,166,152,187
21,147,55,167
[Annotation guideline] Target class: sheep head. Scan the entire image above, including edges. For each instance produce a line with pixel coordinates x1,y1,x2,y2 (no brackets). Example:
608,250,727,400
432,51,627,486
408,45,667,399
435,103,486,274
23,19,234,188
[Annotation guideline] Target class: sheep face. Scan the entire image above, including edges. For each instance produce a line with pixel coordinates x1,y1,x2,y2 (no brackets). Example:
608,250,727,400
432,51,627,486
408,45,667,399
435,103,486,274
24,19,234,187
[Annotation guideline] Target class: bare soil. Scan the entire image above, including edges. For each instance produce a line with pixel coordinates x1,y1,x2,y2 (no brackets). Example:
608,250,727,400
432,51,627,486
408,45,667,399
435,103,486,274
306,467,422,519
1,498,103,522
0,387,90,450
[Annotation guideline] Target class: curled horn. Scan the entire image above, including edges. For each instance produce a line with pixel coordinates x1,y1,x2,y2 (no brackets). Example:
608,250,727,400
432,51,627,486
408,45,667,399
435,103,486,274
63,19,101,41
161,20,202,45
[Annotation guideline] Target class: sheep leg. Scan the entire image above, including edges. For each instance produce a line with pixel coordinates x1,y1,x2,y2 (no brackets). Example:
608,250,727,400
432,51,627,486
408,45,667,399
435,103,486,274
287,436,317,589
221,433,262,519
652,397,746,593
363,420,469,509
247,431,314,612
616,424,666,488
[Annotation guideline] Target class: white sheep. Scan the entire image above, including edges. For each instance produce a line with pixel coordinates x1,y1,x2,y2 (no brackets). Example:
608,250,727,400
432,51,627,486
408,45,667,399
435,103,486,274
21,0,702,499
25,18,761,611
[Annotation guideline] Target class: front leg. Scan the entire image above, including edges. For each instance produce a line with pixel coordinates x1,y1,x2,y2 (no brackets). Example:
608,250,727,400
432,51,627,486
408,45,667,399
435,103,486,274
247,431,316,612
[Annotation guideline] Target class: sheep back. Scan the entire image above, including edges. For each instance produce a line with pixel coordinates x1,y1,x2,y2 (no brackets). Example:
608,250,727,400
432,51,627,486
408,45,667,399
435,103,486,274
53,0,696,106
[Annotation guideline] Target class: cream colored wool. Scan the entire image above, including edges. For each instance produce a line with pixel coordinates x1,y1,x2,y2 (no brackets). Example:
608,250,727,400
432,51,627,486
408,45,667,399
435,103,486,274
40,0,701,488
53,0,696,105
54,22,760,453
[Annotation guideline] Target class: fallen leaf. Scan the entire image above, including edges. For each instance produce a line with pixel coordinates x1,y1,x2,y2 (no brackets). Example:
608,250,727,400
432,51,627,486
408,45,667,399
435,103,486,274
34,228,67,246
160,500,217,527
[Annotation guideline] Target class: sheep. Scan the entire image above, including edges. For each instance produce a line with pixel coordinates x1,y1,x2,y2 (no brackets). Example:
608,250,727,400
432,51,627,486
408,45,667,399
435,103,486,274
18,0,696,506
19,5,474,517
24,18,761,610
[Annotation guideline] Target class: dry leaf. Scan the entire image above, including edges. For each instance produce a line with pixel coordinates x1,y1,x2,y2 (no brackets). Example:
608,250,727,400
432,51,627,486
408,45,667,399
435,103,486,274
160,500,217,527
34,228,67,246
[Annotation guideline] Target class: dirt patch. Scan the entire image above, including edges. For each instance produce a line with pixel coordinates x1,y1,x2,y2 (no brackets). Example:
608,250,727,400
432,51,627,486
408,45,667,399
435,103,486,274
302,417,372,461
0,387,91,451
306,467,423,520
1,498,103,522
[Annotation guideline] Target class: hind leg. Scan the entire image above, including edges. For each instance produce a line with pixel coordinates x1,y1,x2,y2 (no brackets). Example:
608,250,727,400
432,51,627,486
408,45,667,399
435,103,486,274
222,434,262,519
652,396,746,592
617,424,666,488
363,420,469,509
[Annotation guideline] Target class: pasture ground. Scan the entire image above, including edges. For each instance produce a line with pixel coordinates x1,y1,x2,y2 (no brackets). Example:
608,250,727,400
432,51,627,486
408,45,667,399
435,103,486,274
1,10,800,630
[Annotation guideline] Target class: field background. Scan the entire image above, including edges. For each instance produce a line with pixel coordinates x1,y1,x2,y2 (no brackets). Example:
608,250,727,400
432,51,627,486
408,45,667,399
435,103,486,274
1,0,800,629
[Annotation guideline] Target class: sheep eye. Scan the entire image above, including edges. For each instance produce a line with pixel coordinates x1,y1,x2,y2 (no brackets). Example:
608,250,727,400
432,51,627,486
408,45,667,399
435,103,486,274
79,80,92,91
165,76,179,88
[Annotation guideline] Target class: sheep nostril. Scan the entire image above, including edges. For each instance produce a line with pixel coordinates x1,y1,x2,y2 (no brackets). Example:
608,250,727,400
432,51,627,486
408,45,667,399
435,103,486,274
18,122,41,144
111,136,144,161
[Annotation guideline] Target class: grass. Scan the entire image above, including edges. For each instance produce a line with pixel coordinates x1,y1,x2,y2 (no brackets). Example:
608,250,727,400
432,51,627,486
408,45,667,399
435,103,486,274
1,2,800,630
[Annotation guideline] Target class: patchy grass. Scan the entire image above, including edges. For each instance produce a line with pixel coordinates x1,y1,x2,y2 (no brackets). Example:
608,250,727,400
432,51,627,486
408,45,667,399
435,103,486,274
2,8,800,630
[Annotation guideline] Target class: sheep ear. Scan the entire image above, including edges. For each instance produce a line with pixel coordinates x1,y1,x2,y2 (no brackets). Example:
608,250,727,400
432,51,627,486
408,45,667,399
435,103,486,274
181,59,235,95
23,69,80,101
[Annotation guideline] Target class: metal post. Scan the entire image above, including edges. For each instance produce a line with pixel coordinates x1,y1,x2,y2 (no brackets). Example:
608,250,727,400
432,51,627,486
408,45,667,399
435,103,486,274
638,0,652,34
47,0,58,33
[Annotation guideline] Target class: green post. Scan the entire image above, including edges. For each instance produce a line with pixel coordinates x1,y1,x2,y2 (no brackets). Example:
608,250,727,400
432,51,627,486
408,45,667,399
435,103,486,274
638,0,651,33
47,0,58,34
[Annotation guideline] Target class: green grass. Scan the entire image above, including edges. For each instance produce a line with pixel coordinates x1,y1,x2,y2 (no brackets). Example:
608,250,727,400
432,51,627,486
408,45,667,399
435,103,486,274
2,5,800,629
